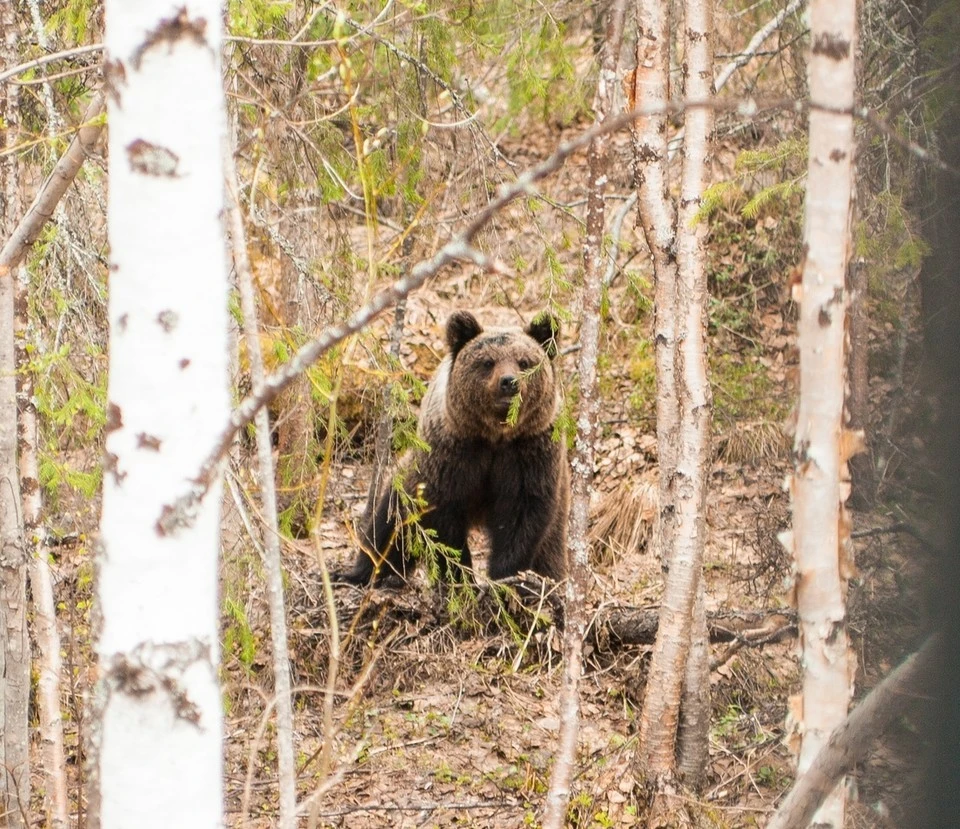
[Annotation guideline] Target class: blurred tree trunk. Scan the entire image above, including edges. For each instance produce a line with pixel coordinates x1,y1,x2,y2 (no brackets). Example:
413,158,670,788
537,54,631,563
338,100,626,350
92,4,229,827
542,3,626,826
630,0,714,808
0,4,30,826
780,0,858,823
847,257,875,508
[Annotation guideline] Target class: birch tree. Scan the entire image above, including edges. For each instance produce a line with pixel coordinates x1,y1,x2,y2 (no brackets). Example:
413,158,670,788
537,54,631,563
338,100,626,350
778,0,858,823
92,4,229,827
630,0,714,806
542,4,626,826
0,5,31,826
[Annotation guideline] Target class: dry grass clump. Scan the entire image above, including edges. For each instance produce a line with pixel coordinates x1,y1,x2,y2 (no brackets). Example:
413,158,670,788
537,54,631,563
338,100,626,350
589,478,658,564
717,421,788,464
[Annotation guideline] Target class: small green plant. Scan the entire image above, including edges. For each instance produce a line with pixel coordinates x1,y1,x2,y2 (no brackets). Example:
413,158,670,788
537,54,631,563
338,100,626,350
222,596,258,674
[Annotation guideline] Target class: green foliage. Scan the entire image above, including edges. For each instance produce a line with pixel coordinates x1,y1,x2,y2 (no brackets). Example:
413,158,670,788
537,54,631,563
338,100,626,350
223,596,258,674
47,0,98,43
227,0,293,37
711,352,785,426
626,339,656,420
26,343,106,502
697,138,807,224
856,191,931,327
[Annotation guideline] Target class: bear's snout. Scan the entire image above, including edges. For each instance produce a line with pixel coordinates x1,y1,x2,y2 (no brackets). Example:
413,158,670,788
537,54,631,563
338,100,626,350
499,375,520,395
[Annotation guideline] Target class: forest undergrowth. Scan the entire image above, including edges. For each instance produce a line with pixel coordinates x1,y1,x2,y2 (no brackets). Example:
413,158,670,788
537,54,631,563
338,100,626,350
8,0,939,825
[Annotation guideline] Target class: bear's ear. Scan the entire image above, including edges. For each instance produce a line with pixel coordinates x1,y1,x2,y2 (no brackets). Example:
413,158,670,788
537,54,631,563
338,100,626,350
446,311,483,356
526,312,560,359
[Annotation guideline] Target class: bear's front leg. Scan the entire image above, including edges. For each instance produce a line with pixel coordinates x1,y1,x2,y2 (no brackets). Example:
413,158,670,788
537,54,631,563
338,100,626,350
337,485,410,586
486,435,566,581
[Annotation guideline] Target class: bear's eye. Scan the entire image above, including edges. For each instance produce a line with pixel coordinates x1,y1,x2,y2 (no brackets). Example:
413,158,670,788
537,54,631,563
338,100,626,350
518,358,533,371
481,357,495,371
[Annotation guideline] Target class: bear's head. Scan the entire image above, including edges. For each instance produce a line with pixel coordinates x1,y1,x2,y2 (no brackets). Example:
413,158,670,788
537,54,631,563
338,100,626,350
440,311,561,441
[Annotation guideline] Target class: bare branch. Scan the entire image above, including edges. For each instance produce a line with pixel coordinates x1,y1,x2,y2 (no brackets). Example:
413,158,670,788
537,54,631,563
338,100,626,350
0,43,103,85
714,0,805,92
0,91,105,279
767,637,938,829
161,90,959,532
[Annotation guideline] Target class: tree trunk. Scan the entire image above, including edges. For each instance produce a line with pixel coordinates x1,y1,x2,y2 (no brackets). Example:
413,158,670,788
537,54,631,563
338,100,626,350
781,0,858,822
542,4,626,826
92,4,229,827
226,146,297,829
17,283,69,828
0,5,30,825
633,0,714,801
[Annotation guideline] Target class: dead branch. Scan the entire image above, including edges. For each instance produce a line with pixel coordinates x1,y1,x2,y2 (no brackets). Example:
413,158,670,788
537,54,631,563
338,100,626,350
0,91,105,278
766,636,937,829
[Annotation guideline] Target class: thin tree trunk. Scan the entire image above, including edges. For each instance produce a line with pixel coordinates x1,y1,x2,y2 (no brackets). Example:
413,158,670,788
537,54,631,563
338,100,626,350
634,0,714,800
542,3,626,826
630,0,682,780
671,0,714,786
225,144,297,829
17,271,69,828
0,6,30,824
848,256,875,505
92,4,229,827
16,6,70,822
781,0,859,822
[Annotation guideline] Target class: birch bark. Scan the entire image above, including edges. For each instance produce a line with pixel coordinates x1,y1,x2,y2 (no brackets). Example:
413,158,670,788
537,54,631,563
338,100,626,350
0,4,31,824
781,0,858,822
93,4,229,827
542,3,626,825
632,0,714,794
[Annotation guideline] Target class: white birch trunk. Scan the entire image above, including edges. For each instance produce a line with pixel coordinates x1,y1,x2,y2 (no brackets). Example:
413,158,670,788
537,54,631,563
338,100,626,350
94,3,229,827
542,5,626,826
17,274,69,828
634,0,714,787
1,5,31,824
782,0,858,823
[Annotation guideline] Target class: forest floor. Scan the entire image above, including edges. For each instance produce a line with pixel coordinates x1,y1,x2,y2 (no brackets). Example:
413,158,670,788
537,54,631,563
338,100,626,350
47,127,928,828
214,133,927,827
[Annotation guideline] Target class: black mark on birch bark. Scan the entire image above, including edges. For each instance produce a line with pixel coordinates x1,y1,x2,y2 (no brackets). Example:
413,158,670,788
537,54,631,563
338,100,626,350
127,139,180,178
131,8,209,69
137,433,162,451
811,33,850,60
105,402,123,433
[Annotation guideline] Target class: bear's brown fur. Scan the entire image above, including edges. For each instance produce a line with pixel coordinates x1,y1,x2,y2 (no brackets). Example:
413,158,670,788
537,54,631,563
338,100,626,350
341,310,569,585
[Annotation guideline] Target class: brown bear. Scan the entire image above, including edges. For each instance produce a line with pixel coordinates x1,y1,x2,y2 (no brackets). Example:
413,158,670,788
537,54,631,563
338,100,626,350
340,310,569,585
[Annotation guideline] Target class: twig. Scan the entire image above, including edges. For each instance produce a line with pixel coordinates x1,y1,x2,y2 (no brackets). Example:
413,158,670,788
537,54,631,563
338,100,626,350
714,0,805,91
0,43,103,85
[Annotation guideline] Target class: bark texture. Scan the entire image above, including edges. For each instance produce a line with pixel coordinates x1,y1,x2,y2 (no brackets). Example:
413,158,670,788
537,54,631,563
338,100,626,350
632,0,714,796
0,5,30,824
542,4,626,826
781,0,859,823
93,4,229,827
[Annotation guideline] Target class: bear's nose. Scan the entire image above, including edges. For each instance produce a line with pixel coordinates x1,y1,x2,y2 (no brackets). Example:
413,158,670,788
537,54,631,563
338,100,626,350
499,375,519,394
